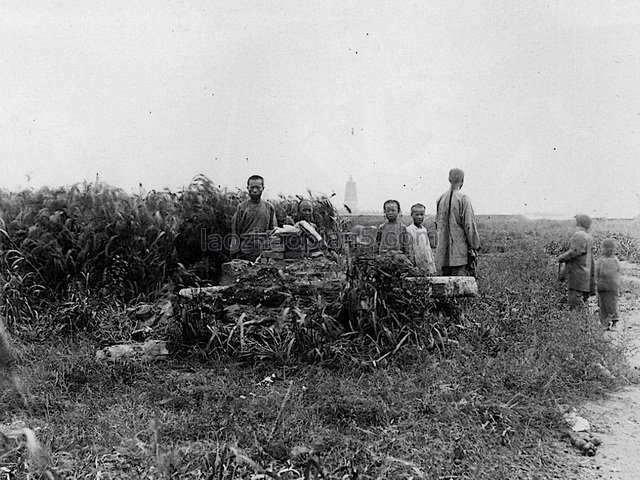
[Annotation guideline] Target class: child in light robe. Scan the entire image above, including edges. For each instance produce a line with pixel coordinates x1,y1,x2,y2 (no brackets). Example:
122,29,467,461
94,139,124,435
596,238,621,329
406,203,437,275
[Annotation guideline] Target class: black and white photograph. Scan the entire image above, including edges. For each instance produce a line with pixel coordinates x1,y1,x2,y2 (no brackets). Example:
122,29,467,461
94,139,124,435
0,1,639,478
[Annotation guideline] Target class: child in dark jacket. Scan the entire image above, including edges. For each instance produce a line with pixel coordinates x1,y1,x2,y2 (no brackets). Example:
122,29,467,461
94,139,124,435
596,238,621,329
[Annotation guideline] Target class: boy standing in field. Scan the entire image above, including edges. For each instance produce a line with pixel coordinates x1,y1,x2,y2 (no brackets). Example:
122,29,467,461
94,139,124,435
375,200,412,258
596,238,621,329
406,203,437,275
557,214,595,310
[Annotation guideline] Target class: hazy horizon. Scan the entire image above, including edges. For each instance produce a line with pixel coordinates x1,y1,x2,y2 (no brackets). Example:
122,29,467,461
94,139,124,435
2,1,640,219
2,173,636,221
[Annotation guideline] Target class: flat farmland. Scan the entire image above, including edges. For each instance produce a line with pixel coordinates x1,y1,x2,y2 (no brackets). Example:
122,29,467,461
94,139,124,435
1,199,639,478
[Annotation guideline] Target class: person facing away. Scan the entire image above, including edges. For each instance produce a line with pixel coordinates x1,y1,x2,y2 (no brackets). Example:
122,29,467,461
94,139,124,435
406,203,437,275
375,199,412,257
435,168,481,276
596,238,621,329
557,214,595,310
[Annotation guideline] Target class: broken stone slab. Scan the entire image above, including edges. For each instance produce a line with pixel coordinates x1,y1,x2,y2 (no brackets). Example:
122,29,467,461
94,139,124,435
179,276,475,301
564,411,591,432
217,260,476,299
178,285,233,299
179,277,344,299
402,276,479,298
96,340,169,363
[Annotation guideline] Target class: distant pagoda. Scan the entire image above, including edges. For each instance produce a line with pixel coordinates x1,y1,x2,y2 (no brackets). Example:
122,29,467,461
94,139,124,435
344,176,358,213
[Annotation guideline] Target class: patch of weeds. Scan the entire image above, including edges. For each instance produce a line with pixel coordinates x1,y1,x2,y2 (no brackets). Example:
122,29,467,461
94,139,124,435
2,218,636,478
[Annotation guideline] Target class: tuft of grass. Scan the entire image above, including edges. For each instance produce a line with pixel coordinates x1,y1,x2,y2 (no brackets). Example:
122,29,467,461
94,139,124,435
5,335,615,478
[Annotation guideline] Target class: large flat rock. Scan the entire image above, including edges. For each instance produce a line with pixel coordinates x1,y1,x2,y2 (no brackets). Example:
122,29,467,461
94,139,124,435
403,276,478,298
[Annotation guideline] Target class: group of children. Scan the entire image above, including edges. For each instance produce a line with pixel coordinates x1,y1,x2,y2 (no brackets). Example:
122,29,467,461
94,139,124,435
374,200,437,275
373,201,624,331
556,213,623,331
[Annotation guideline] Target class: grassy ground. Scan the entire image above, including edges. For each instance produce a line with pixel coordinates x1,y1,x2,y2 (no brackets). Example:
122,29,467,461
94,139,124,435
1,218,639,479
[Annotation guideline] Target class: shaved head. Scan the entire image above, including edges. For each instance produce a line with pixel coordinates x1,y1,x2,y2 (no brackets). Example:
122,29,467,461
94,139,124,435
575,214,592,230
602,238,617,252
448,168,465,184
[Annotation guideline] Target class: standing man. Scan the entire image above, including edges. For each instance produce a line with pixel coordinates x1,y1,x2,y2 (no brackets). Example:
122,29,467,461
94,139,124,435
231,175,277,258
557,214,595,310
435,168,481,276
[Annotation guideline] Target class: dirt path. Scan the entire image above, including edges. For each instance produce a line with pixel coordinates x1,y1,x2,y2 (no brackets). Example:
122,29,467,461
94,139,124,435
575,261,640,479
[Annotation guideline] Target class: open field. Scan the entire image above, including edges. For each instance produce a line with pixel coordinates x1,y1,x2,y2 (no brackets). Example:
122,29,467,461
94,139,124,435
1,182,639,478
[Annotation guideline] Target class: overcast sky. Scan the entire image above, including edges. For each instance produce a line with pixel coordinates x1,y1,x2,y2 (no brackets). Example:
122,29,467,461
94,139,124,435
1,1,640,218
